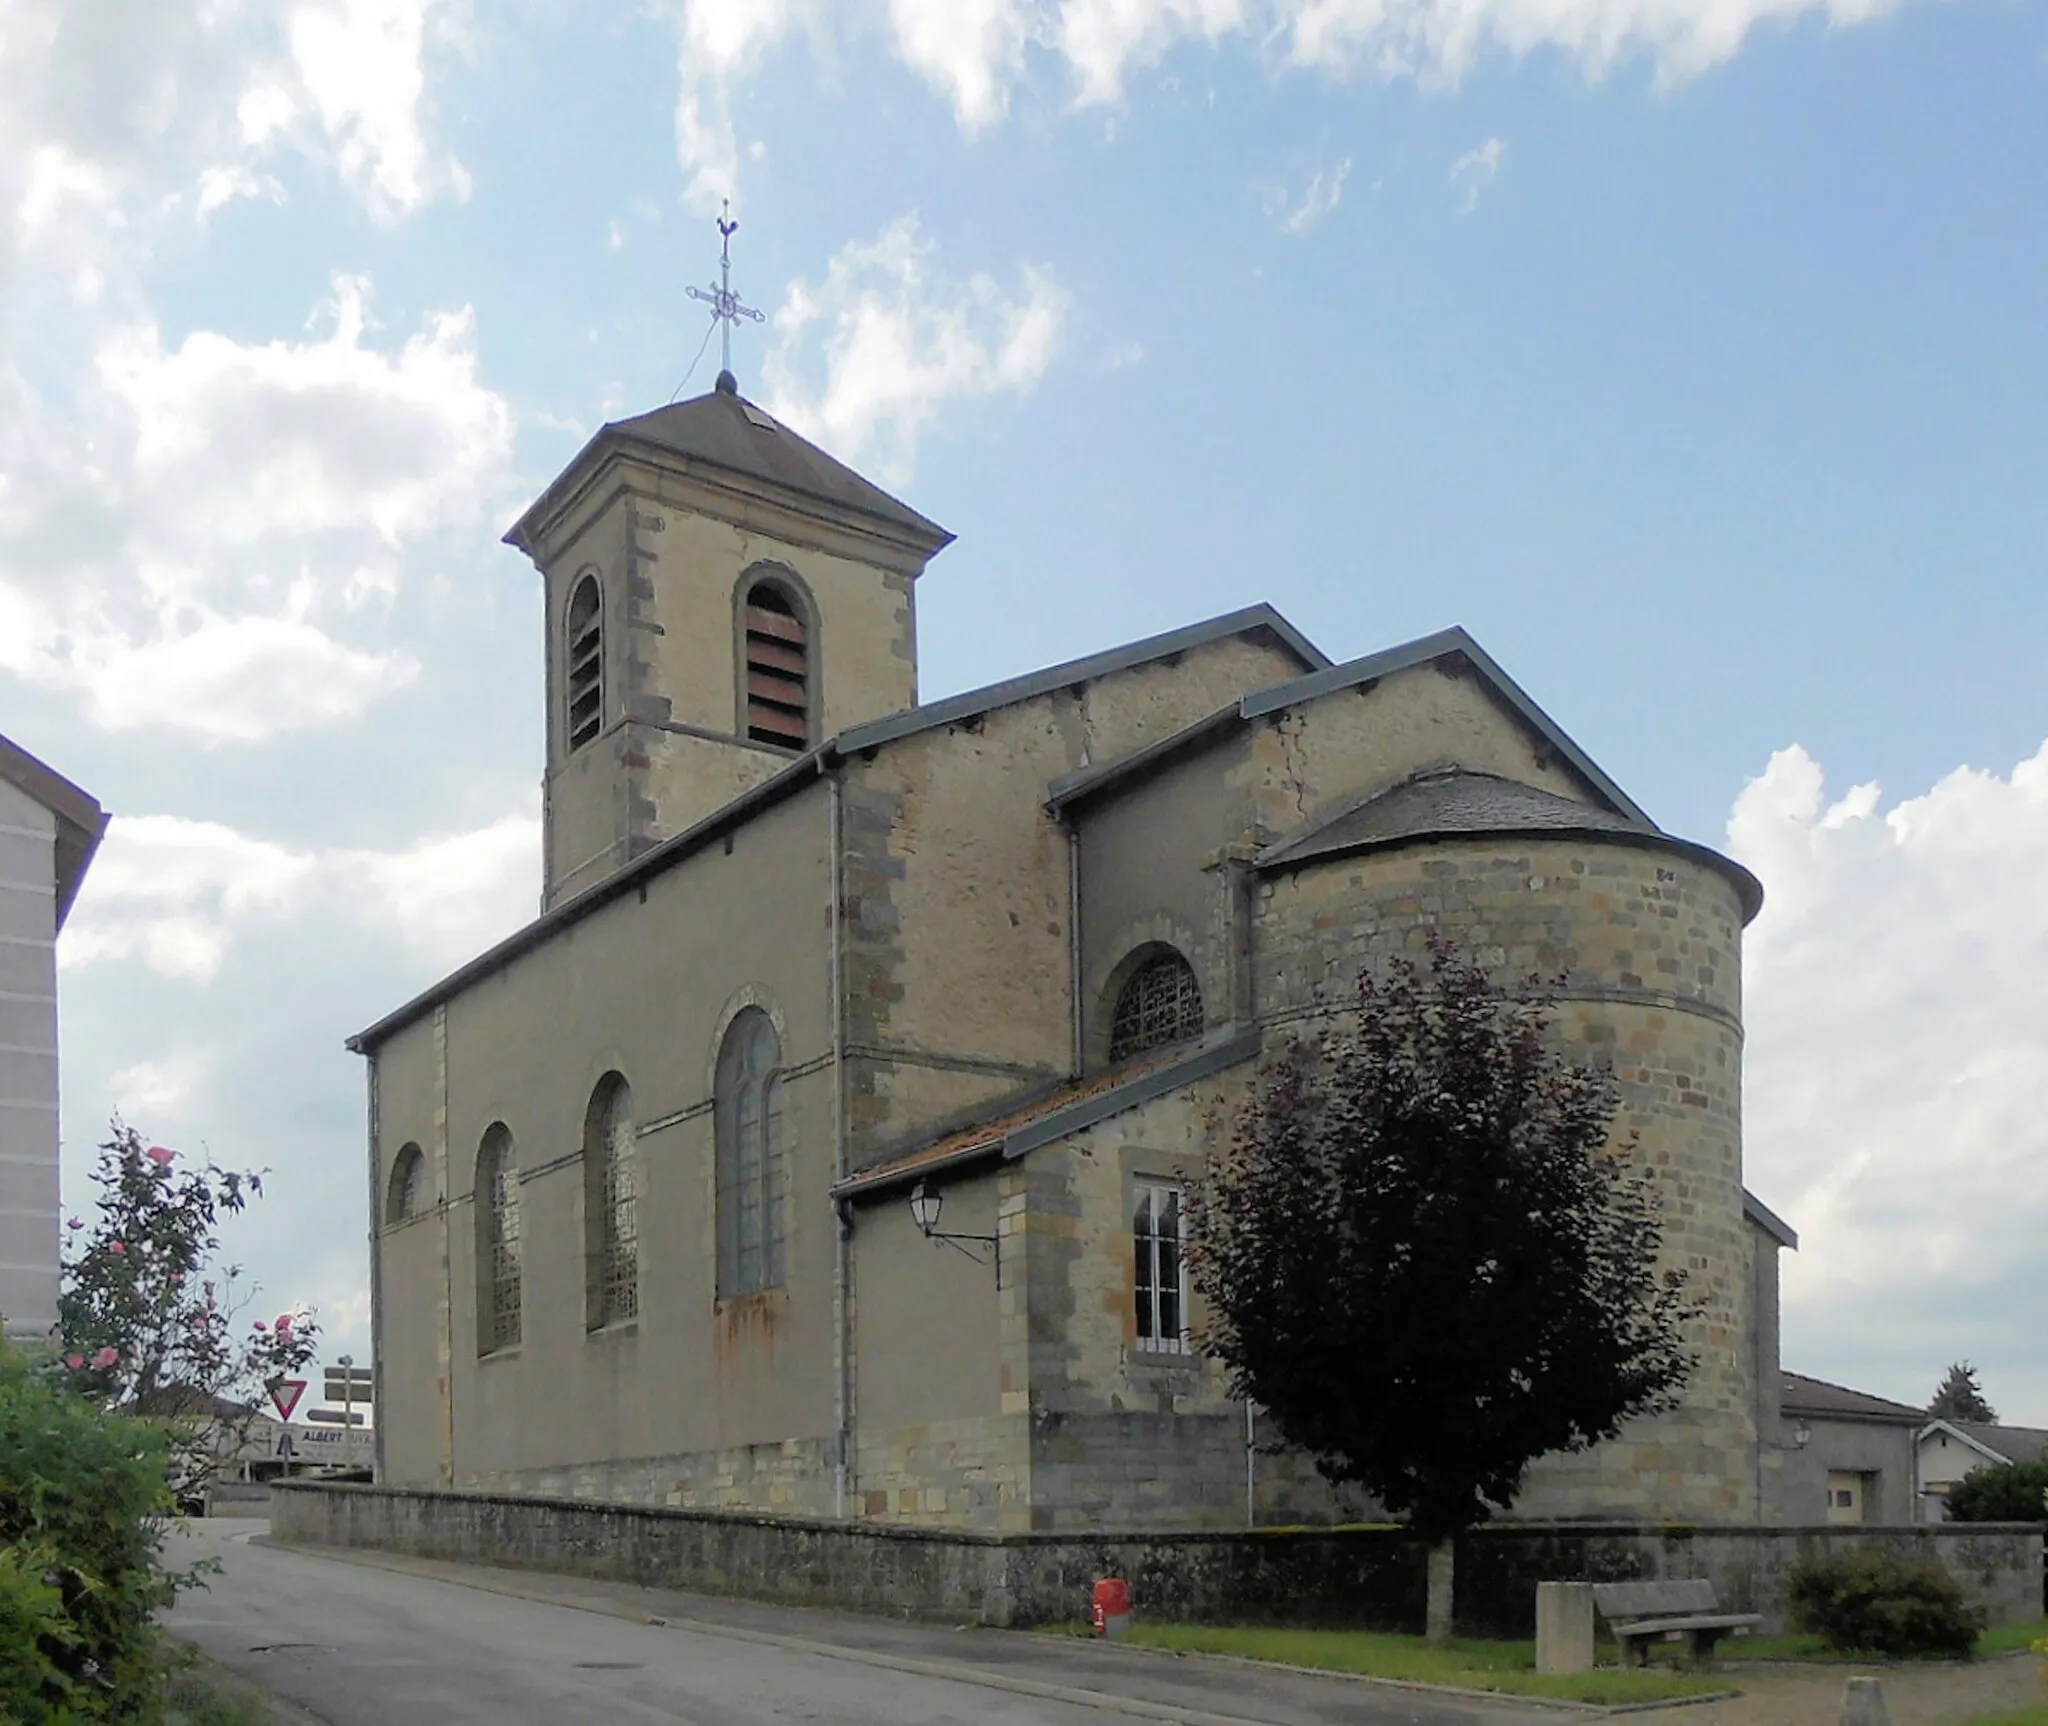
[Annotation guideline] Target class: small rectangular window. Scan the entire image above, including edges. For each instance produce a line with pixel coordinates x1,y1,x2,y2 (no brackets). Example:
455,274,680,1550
1133,1183,1188,1353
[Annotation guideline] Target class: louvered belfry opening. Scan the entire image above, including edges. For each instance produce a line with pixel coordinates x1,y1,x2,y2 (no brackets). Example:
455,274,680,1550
565,574,603,751
744,582,809,749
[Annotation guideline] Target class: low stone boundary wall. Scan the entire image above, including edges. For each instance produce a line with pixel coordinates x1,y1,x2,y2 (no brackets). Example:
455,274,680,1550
270,1482,2041,1636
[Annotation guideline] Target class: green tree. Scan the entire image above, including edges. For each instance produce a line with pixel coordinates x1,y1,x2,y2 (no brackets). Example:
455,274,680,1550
1927,1361,1997,1424
57,1121,318,1508
1943,1458,2048,1523
0,1336,179,1721
1188,937,1695,1641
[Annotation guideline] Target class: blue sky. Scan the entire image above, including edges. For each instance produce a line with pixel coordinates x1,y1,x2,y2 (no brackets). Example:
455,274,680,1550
2,0,2043,1428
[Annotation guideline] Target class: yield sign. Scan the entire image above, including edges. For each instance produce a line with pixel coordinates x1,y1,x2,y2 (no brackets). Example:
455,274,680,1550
267,1377,307,1422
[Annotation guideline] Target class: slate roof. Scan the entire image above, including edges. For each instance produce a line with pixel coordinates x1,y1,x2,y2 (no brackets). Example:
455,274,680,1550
0,730,107,931
1743,1189,1799,1249
1937,1421,2048,1466
1256,766,1765,921
348,608,1326,1052
1782,1372,1926,1423
831,1027,1260,1200
505,376,952,555
1048,625,1649,824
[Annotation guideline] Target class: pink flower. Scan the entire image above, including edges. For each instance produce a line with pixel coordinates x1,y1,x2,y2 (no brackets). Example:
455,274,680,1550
274,1314,292,1334
65,1218,82,1231
64,1354,83,1370
108,1241,126,1255
91,1347,117,1369
145,1145,175,1166
252,1320,267,1332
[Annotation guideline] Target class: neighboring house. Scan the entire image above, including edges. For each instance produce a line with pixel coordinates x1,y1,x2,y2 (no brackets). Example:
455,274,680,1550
1768,1372,1925,1525
0,734,106,1347
1919,1420,2048,1521
356,368,1793,1533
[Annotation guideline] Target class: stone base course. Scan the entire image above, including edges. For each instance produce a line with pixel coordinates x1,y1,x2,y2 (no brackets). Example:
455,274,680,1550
270,1481,2041,1637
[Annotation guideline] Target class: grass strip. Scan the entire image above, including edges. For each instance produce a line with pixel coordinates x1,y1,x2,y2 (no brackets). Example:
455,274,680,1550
163,1646,297,1726
1052,1623,1727,1704
1707,1619,2048,1665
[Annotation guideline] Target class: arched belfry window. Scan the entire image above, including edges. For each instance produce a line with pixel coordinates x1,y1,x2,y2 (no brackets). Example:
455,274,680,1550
742,580,809,750
716,1009,786,1296
584,1075,638,1328
565,573,603,752
476,1123,521,1353
1109,949,1204,1063
386,1142,425,1225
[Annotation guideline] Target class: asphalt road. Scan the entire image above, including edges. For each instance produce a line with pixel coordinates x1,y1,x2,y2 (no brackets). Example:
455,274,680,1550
165,1522,1557,1726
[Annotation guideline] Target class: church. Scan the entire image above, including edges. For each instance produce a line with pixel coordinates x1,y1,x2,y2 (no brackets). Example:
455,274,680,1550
354,365,1800,1532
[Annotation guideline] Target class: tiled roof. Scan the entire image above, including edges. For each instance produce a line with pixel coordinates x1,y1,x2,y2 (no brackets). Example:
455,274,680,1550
833,1027,1260,1199
1941,1421,2048,1466
1782,1372,1926,1423
506,378,952,553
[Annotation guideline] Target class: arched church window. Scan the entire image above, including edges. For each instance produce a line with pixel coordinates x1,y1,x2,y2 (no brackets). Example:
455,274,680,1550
1108,949,1204,1063
565,573,603,752
584,1074,638,1327
715,1009,786,1296
386,1142,425,1225
741,579,809,750
476,1123,521,1353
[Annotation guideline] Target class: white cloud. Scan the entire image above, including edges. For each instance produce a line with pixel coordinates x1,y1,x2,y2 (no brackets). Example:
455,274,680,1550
61,808,541,985
1730,742,2048,1418
1269,156,1354,234
656,0,1905,178
1450,136,1506,210
763,216,1067,483
0,275,513,740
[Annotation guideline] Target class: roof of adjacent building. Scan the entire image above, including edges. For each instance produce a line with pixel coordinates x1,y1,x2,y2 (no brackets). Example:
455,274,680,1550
504,376,953,554
1924,1420,2048,1466
1047,625,1651,825
1743,1189,1798,1249
346,608,1327,1051
1782,1371,1926,1423
0,730,108,931
831,1027,1262,1200
1254,766,1765,921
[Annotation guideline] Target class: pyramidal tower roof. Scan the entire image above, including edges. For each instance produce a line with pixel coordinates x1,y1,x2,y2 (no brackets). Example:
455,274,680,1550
505,371,951,556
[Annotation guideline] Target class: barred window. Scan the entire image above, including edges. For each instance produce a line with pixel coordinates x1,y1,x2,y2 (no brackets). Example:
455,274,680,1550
742,580,808,750
585,1075,638,1328
477,1123,521,1353
1109,950,1204,1062
1133,1184,1188,1353
716,1009,786,1297
565,573,603,752
386,1142,424,1224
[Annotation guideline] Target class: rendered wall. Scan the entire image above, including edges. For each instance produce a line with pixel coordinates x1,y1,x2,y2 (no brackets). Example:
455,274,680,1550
0,777,59,1343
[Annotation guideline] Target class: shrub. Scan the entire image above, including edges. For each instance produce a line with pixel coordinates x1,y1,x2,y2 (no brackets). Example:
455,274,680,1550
1944,1460,2048,1525
1787,1548,1983,1656
0,1338,180,1720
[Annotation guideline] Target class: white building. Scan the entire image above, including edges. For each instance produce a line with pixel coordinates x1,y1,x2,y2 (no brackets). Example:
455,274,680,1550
0,734,105,1347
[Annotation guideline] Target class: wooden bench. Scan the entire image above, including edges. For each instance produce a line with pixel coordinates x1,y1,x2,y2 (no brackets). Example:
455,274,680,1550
1590,1579,1762,1669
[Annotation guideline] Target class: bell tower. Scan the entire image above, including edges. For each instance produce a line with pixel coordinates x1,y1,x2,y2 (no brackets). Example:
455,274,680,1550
504,372,952,908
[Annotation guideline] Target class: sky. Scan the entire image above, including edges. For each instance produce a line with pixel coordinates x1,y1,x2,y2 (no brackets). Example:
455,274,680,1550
2,0,2043,1430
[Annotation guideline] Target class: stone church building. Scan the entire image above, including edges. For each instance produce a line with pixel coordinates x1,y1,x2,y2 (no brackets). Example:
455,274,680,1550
355,369,1799,1532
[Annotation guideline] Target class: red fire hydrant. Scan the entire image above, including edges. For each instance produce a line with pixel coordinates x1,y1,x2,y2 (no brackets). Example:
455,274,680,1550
1092,1577,1132,1640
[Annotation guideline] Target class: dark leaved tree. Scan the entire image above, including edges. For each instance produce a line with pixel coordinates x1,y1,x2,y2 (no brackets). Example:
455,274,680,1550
1927,1362,1997,1425
1188,936,1695,1640
1942,1459,2048,1524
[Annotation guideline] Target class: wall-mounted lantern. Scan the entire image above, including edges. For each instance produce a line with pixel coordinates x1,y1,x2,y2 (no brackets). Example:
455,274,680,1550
1791,1419,1813,1450
909,1178,999,1271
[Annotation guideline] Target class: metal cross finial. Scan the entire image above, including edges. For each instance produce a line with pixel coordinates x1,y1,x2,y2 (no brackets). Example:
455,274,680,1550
686,199,765,385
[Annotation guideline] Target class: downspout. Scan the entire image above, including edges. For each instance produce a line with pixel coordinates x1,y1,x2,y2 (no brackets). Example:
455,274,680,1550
830,762,852,1518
